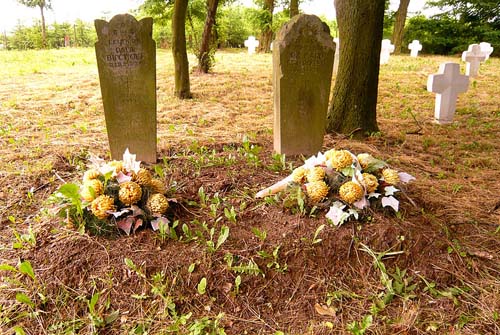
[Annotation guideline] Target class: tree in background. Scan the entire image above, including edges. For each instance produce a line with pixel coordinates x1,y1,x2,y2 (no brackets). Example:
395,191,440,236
172,0,192,98
17,0,51,48
289,0,299,17
391,0,411,53
326,0,385,137
256,0,275,53
197,0,220,73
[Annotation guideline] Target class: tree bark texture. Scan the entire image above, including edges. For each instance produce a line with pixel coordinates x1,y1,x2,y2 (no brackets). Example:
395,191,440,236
258,0,274,53
172,0,191,98
290,0,299,17
392,0,411,54
39,4,46,48
326,0,385,136
197,0,219,73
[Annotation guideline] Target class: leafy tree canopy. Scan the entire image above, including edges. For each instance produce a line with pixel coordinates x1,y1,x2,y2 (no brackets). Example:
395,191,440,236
17,0,51,9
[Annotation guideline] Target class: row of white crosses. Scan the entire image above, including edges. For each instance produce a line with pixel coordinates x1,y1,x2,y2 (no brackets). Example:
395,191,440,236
427,42,493,124
380,39,422,64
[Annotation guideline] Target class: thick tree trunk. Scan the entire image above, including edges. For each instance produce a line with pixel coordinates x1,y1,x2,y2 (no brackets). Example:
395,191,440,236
197,0,219,73
172,0,191,99
39,4,46,48
326,0,385,137
392,0,411,54
258,0,274,53
290,0,299,17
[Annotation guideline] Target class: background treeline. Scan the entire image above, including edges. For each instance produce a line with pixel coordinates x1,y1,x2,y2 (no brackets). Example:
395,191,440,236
2,0,498,56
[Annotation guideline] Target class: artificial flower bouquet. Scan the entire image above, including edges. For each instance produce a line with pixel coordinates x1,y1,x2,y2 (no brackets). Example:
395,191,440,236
256,149,415,226
50,149,173,235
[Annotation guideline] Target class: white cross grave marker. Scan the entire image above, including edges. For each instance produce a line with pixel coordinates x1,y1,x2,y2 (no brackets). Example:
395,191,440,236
461,44,486,77
244,36,259,55
380,39,395,64
479,42,494,60
427,62,469,124
408,40,422,57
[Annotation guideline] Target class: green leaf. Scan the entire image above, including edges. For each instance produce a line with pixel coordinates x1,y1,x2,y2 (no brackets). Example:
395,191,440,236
16,292,34,308
56,183,80,200
0,263,17,272
104,310,120,325
197,277,207,295
18,261,35,280
216,225,230,250
188,263,196,273
89,292,99,313
12,326,26,335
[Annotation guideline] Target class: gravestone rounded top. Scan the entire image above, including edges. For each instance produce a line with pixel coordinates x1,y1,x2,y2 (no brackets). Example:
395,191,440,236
275,14,334,50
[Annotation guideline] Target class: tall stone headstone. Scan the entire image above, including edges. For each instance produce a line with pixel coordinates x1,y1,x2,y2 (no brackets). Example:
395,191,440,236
273,14,335,155
427,63,469,124
95,14,157,162
461,44,486,77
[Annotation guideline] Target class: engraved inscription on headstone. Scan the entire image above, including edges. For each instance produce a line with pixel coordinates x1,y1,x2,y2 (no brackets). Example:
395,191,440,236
95,14,157,162
273,14,335,155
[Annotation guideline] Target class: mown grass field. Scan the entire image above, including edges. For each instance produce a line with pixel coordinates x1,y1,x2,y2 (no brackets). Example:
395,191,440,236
0,48,499,334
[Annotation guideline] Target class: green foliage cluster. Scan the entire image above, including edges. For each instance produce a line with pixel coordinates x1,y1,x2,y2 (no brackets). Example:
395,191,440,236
7,20,96,50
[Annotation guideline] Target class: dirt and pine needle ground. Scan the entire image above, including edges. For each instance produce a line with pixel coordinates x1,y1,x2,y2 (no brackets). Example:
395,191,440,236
0,48,499,334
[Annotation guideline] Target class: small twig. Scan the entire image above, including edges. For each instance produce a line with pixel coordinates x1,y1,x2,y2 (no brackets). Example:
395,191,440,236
405,108,423,135
54,171,66,183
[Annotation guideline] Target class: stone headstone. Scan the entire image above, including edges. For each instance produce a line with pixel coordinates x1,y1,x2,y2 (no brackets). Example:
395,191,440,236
380,39,394,64
427,62,469,124
244,36,259,54
333,37,340,74
408,40,422,57
95,14,157,162
461,44,486,77
273,14,335,155
479,42,493,60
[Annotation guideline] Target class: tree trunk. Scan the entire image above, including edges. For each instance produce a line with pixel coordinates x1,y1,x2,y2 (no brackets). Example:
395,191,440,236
290,0,299,17
172,0,191,99
258,0,274,53
392,0,411,54
197,0,219,73
39,4,46,48
326,0,385,137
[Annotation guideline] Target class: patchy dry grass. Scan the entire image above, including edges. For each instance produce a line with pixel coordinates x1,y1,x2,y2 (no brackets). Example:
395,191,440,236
0,48,499,334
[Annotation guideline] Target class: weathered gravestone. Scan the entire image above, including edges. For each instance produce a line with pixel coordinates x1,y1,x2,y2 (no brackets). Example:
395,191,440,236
427,63,469,124
461,44,486,77
95,14,157,162
479,42,494,60
273,14,335,155
244,36,259,55
380,39,394,64
408,40,422,57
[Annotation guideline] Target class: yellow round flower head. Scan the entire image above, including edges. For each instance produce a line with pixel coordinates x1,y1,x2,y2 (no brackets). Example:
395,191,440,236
357,153,376,170
339,181,364,204
362,173,379,194
80,179,103,202
119,181,143,206
305,180,329,203
133,168,152,186
328,150,353,170
382,168,400,185
147,193,169,215
149,178,167,194
90,195,116,220
291,166,308,184
83,169,101,182
306,166,325,183
108,160,125,174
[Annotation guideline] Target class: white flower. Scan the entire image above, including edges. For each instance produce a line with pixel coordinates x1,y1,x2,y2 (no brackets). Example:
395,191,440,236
398,172,416,183
384,186,399,196
382,196,399,212
304,152,326,169
123,148,141,174
325,202,347,226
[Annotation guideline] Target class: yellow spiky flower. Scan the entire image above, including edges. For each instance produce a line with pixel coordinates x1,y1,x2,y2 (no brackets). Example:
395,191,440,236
306,166,325,183
357,153,376,170
80,179,103,202
118,181,142,205
133,168,152,186
362,173,379,194
147,193,169,215
291,166,308,184
83,169,101,182
326,150,353,170
90,195,116,219
305,180,329,203
382,168,400,185
339,181,364,204
108,160,125,174
149,178,166,194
